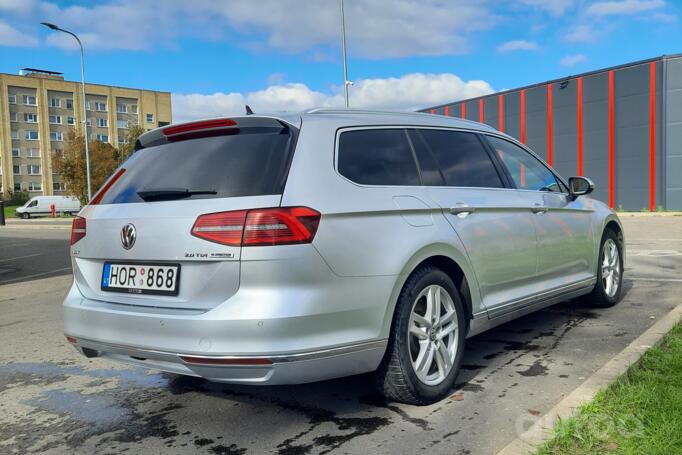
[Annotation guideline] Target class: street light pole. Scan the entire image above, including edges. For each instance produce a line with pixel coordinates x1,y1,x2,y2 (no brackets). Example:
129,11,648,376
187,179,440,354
41,22,92,201
340,0,350,108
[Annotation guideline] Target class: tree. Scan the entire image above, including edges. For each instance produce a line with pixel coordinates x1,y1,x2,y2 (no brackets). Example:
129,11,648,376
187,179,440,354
114,124,145,165
53,129,118,204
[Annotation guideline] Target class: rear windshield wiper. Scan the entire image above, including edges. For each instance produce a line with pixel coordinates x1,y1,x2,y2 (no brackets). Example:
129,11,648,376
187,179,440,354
137,188,217,202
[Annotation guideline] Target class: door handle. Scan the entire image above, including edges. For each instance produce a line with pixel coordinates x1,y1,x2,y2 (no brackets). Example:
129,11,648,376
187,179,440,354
450,204,475,217
531,203,547,215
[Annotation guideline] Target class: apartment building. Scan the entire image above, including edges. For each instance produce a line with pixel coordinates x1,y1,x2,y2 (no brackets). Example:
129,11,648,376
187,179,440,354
0,69,172,199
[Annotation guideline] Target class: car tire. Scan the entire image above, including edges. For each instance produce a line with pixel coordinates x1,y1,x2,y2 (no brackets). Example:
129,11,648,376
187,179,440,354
374,266,466,405
585,229,624,308
21,213,30,219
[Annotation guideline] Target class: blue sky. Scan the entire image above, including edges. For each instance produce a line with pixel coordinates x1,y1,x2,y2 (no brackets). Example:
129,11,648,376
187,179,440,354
0,0,680,121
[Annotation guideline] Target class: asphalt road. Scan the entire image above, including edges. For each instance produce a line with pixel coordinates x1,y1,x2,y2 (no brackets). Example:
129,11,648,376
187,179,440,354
0,216,681,454
0,223,71,285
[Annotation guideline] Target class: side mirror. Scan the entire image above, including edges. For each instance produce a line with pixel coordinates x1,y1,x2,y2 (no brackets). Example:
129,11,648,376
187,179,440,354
568,176,594,200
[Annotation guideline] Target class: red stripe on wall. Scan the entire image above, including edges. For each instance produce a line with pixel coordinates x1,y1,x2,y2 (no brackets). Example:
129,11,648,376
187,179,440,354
520,89,526,144
479,99,484,123
430,109,435,115
547,84,553,166
608,71,615,209
461,103,466,119
498,94,504,132
444,105,449,116
649,62,656,212
577,77,584,176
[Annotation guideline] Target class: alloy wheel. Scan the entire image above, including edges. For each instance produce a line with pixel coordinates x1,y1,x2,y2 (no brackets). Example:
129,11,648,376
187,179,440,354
602,238,620,298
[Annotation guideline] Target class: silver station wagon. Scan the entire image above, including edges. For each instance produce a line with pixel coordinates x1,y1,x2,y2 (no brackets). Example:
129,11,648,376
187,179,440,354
64,109,625,404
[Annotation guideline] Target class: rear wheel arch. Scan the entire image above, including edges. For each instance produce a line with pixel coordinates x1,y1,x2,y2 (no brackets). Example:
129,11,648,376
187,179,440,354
383,248,478,339
603,218,625,264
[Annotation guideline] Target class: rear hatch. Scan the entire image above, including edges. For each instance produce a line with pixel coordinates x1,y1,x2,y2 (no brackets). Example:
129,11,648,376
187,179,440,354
71,116,299,311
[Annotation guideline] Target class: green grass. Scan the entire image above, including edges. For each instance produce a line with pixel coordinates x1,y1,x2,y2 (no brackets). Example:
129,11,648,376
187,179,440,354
3,204,18,219
537,321,682,455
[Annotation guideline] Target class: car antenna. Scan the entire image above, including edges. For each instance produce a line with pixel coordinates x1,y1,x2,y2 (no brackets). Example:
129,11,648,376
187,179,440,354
245,105,254,115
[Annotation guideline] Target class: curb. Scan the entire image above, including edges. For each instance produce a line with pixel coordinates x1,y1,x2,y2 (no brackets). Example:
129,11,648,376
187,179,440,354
616,212,682,217
496,302,682,455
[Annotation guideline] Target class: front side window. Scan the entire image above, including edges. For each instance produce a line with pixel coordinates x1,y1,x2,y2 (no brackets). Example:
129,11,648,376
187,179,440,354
338,129,420,186
486,136,562,192
410,129,504,188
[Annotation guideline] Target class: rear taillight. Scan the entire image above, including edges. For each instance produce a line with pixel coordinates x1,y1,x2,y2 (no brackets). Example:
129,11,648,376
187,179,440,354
191,207,320,247
90,168,126,205
70,216,86,245
191,210,247,246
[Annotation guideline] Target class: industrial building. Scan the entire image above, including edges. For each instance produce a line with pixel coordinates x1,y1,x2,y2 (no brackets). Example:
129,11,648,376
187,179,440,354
423,55,682,211
0,69,172,199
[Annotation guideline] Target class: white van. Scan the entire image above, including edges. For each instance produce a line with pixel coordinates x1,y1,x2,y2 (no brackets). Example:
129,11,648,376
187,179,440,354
16,195,81,219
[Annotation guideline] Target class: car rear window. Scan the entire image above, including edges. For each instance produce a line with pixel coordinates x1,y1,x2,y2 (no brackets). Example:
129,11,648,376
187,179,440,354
337,129,420,186
99,125,296,204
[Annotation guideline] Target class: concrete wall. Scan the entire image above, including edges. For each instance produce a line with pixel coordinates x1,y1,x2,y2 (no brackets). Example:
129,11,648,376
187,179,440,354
425,56,679,211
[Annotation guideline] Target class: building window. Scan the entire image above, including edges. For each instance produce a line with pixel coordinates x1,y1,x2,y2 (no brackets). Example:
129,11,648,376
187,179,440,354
25,130,39,140
49,98,61,108
23,95,37,106
130,104,138,114
27,148,40,158
27,164,41,175
53,148,64,157
96,118,108,127
67,116,75,125
11,130,19,140
14,183,22,192
50,131,64,141
146,113,154,123
8,94,17,104
117,119,129,129
117,103,127,113
96,134,109,143
13,165,21,175
9,112,17,122
12,148,20,158
24,113,38,123
49,115,62,124
118,135,126,145
66,98,73,109
95,102,107,112
28,182,42,192
53,182,66,191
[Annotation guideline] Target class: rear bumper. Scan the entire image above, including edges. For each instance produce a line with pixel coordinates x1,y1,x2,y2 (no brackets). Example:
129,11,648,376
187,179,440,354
67,336,386,385
63,265,394,384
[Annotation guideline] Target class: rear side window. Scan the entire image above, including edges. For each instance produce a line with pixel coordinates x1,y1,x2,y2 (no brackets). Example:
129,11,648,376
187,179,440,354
99,126,295,204
410,129,504,188
338,129,420,186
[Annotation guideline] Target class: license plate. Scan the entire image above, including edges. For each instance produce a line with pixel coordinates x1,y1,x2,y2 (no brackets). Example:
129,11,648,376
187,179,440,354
101,262,180,296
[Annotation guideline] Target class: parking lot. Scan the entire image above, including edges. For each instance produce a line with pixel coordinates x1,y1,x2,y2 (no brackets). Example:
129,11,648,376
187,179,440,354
1,216,681,454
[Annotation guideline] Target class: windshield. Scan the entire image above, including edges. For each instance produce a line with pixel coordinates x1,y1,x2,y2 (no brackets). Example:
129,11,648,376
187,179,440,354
99,125,296,204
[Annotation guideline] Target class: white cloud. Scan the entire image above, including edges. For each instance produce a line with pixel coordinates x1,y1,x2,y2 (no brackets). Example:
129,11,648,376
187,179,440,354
0,20,38,47
560,54,587,66
564,24,597,42
172,73,494,123
587,0,665,16
1,0,495,58
517,0,574,15
497,40,539,52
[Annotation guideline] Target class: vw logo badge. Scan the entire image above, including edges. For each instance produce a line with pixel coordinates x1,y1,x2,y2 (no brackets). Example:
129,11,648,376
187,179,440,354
121,223,136,250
